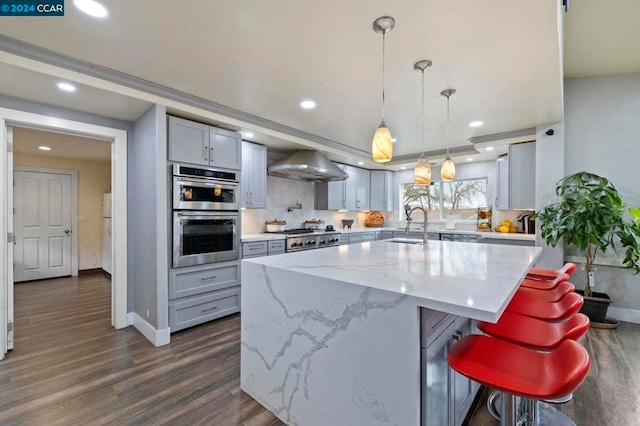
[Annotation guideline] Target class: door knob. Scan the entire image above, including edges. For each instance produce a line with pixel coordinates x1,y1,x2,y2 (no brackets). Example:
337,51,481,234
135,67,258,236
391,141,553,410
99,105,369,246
64,229,71,234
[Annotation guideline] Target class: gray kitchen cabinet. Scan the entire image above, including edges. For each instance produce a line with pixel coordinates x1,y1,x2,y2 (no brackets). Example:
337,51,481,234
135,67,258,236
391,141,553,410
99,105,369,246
393,231,440,241
315,164,348,210
348,232,375,244
421,310,478,426
168,116,210,166
495,141,536,210
495,155,509,210
169,288,240,332
346,165,370,211
268,240,286,255
168,116,242,170
370,170,394,211
378,231,394,240
480,237,535,246
210,127,242,170
242,241,268,258
440,233,479,243
315,164,370,211
169,261,240,300
241,141,267,208
168,261,241,332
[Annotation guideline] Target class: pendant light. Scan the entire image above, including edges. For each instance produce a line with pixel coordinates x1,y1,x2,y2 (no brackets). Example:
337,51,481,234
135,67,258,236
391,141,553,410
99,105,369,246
440,88,457,181
371,16,395,163
414,60,432,185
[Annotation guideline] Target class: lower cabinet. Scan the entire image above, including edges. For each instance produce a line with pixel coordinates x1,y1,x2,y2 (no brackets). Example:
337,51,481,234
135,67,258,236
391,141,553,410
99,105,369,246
169,260,241,332
348,232,375,244
421,310,479,426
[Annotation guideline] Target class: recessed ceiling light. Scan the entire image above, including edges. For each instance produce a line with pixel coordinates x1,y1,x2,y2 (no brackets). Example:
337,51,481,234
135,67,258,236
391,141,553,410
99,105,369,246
400,166,406,170
357,161,364,166
57,82,77,92
485,146,494,151
392,138,397,143
74,0,108,18
467,158,473,162
300,100,316,109
38,146,51,151
469,121,484,128
242,132,254,139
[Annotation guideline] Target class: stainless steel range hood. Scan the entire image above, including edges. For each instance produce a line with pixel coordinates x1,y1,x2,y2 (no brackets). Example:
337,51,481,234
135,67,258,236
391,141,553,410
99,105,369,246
268,150,348,182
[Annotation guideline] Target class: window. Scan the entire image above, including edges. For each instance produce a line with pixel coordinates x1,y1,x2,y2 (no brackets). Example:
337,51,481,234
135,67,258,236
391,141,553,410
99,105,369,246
401,178,488,221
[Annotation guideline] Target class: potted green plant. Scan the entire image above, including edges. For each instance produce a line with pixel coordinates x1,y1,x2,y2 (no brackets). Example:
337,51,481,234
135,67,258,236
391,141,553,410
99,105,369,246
535,172,640,325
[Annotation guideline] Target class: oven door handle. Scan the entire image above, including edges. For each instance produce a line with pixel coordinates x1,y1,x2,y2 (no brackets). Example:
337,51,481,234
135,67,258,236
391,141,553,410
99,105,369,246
175,177,238,187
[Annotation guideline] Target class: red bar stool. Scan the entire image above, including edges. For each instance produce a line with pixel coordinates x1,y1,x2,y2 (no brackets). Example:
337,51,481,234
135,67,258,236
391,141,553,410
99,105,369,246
528,262,577,280
448,334,589,426
506,292,583,321
520,275,568,291
512,281,575,304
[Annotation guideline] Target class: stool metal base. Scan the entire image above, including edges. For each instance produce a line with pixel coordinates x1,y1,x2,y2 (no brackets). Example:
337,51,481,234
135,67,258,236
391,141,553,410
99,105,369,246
543,393,573,404
488,391,577,426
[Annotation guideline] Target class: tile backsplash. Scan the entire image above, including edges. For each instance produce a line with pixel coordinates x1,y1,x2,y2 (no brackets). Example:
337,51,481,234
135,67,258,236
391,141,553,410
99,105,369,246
241,176,390,234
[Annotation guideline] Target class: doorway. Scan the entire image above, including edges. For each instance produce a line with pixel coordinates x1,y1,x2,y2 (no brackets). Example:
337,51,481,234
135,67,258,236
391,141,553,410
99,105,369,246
0,107,128,359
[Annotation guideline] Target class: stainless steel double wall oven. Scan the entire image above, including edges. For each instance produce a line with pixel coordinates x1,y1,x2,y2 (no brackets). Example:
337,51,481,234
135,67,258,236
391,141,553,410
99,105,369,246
172,164,240,268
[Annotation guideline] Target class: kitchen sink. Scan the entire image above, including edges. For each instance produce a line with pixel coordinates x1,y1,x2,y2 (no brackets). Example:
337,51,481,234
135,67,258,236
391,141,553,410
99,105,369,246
388,238,423,245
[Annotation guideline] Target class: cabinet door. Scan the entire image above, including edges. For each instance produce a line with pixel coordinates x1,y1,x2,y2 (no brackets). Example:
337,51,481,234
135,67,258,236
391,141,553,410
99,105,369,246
241,142,267,208
370,170,393,211
509,141,536,210
451,317,475,426
355,167,370,210
344,166,358,211
328,164,347,210
423,326,452,426
495,156,509,210
210,127,242,170
168,116,209,166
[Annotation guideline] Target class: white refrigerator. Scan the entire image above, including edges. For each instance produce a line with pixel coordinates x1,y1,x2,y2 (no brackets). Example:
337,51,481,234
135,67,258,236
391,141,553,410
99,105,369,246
102,193,112,275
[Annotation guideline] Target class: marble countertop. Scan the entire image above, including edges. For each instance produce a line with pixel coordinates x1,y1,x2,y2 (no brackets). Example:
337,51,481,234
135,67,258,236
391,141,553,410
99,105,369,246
243,238,542,322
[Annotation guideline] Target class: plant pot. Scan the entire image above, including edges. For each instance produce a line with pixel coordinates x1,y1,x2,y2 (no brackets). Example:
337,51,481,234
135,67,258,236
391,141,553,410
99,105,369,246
575,290,612,323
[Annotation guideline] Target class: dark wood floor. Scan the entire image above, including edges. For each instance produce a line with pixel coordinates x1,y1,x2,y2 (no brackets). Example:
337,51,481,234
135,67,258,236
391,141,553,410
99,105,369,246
2,273,638,425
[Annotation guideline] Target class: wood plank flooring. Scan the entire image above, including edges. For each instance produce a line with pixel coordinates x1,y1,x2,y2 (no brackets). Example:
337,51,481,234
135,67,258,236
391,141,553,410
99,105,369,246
2,273,639,425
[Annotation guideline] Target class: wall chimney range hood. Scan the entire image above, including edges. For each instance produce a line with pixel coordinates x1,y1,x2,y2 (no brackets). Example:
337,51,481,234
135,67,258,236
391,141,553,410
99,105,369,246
268,150,348,182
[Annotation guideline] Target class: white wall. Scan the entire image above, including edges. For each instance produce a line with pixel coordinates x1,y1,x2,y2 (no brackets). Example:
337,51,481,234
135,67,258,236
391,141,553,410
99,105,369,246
564,73,640,314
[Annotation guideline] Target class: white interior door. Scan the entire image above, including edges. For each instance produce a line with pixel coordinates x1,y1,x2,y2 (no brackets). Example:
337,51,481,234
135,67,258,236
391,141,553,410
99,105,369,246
14,170,72,282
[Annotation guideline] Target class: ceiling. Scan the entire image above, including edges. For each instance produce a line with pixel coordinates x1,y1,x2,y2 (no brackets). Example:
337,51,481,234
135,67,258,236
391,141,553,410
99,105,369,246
13,127,111,161
0,1,636,169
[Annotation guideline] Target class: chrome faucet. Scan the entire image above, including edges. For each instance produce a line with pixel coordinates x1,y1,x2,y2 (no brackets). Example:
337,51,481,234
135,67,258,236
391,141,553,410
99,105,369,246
405,205,429,244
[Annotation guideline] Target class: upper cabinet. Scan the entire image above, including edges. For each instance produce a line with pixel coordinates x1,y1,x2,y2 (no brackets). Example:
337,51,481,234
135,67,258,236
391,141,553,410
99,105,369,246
370,170,394,211
241,141,267,208
168,116,241,170
495,141,536,210
315,164,371,211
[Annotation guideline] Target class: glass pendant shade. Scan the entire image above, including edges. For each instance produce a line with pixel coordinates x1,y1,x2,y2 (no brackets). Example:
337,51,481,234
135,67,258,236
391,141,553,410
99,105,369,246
441,156,456,181
372,121,393,163
414,157,431,185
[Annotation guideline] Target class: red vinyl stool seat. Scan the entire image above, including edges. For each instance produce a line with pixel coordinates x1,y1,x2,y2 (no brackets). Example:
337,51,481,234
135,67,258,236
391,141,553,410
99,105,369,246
506,292,583,321
478,312,589,350
520,275,568,290
512,281,575,304
527,262,577,280
448,335,589,425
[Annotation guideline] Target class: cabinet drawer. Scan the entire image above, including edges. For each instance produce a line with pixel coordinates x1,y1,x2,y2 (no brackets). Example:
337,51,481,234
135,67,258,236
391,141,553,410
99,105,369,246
242,241,268,258
349,232,375,243
421,308,455,348
169,262,240,300
379,231,394,240
338,234,349,245
268,240,286,254
170,288,240,332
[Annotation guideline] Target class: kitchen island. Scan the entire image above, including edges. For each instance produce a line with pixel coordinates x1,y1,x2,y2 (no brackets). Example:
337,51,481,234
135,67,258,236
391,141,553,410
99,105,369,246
241,239,541,425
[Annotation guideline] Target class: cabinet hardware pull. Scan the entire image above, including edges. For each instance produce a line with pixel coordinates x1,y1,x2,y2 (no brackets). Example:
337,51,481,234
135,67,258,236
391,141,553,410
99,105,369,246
201,306,218,313
200,275,217,281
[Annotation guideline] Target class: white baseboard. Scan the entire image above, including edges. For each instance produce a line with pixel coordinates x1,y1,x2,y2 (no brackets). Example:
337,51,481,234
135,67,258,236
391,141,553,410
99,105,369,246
127,312,134,326
132,313,171,346
607,306,640,324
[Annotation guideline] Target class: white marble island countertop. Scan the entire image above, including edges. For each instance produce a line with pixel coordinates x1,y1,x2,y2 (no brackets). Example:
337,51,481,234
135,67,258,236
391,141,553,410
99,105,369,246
243,239,541,322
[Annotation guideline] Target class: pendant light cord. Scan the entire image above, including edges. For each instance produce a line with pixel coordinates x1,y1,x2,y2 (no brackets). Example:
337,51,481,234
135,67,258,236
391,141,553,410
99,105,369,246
382,31,386,120
420,69,425,156
446,94,450,156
